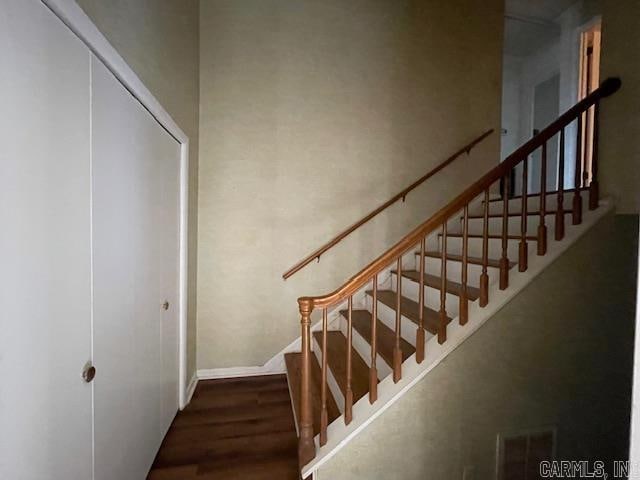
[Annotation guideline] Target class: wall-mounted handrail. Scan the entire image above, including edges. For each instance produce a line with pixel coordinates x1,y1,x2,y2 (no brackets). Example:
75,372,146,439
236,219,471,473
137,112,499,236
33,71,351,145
298,77,620,308
282,129,494,280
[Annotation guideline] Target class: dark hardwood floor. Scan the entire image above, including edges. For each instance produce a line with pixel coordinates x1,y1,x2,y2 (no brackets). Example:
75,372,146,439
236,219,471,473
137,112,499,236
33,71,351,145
147,375,300,480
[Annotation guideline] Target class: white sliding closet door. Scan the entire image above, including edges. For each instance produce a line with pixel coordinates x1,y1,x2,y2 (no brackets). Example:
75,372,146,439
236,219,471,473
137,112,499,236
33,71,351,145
91,57,180,480
158,135,181,435
0,1,93,479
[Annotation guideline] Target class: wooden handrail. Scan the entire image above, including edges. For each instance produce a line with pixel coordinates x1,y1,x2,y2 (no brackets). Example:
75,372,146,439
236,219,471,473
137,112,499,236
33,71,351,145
282,128,495,279
298,77,621,310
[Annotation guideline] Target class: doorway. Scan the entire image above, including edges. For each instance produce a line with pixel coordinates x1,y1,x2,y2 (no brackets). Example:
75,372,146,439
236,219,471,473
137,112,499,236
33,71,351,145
531,74,561,194
578,20,602,188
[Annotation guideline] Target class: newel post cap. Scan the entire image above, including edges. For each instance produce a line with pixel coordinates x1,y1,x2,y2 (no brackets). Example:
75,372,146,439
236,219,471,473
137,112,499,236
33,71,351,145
298,297,314,316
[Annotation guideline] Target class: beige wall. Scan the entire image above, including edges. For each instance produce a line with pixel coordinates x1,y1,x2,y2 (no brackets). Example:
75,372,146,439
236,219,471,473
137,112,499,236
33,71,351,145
317,214,638,479
76,0,200,379
600,0,640,214
198,0,503,369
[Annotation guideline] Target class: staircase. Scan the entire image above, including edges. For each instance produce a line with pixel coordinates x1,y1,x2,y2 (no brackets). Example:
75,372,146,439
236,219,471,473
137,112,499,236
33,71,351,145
282,78,621,478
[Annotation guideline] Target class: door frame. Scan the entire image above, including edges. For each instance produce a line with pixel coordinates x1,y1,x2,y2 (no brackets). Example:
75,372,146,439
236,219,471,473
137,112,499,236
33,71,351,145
42,0,191,409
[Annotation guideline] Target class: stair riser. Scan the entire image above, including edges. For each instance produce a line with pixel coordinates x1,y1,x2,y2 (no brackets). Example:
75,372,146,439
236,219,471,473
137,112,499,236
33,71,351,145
337,315,392,379
417,255,500,288
364,294,427,346
427,214,479,236
390,272,461,318
466,212,570,236
442,236,522,260
312,335,346,413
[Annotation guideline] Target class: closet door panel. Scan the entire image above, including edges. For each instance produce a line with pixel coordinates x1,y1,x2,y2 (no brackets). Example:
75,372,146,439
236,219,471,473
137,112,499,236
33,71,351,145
91,56,165,480
158,137,181,435
0,1,93,479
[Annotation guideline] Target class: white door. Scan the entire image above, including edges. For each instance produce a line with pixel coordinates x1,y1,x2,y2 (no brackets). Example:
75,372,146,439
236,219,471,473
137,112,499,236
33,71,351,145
91,56,181,480
0,1,93,479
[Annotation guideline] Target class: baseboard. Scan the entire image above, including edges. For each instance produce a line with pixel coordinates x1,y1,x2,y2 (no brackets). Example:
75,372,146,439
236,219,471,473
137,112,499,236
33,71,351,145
197,346,289,380
195,305,351,381
197,365,286,380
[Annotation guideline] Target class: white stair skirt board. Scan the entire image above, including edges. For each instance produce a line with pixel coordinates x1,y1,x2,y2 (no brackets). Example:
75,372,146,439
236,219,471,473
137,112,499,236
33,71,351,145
300,199,613,479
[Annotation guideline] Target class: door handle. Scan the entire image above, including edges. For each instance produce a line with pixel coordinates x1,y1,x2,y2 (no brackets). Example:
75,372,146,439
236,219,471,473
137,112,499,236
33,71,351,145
82,362,96,383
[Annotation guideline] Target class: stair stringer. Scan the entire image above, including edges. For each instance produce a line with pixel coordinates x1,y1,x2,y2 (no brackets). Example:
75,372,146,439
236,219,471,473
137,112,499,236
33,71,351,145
301,199,613,479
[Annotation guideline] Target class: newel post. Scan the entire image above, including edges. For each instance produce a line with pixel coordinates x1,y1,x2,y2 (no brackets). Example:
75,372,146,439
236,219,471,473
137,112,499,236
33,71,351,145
298,298,316,468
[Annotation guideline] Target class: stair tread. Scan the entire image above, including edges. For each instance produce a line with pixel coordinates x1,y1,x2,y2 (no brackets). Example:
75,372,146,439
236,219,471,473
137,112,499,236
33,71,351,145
398,270,480,301
284,352,340,437
468,209,571,219
312,330,372,404
440,233,537,241
486,187,588,203
341,310,415,366
420,251,515,269
367,289,450,335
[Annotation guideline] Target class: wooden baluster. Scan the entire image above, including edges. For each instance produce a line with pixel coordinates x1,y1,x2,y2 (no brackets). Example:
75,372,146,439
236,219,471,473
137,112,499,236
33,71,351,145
298,300,315,466
555,129,566,240
519,159,528,272
538,143,548,255
459,206,469,325
499,174,510,289
416,238,426,363
589,101,600,210
393,258,403,382
369,275,378,403
344,297,353,425
573,113,583,225
479,191,489,307
320,307,328,446
439,222,448,343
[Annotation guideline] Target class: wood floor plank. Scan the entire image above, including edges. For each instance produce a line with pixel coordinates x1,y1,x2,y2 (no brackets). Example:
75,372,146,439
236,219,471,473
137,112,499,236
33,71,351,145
184,387,292,411
197,454,300,479
147,464,199,480
161,415,295,445
172,401,294,428
146,375,299,479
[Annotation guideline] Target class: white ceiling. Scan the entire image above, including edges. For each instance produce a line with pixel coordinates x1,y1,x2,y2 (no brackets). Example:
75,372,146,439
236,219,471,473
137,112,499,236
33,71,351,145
506,0,579,21
504,0,578,57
